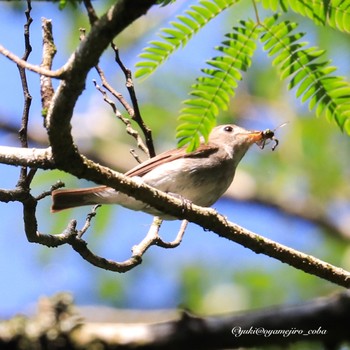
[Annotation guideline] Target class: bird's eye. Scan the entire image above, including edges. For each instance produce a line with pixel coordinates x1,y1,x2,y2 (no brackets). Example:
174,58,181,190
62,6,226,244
224,125,233,132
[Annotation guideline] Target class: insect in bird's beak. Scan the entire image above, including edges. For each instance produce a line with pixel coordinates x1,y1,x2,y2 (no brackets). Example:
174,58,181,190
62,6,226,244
256,122,288,151
258,129,279,151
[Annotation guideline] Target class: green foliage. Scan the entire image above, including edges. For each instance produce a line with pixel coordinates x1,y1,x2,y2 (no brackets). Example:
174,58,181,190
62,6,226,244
260,0,350,32
135,0,240,79
59,0,68,10
261,15,350,134
176,20,261,150
136,0,350,149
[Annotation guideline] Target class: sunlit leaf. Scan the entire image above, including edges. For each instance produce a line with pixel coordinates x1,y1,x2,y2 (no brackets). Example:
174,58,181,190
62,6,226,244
135,0,240,79
261,15,350,135
176,19,261,150
262,0,350,33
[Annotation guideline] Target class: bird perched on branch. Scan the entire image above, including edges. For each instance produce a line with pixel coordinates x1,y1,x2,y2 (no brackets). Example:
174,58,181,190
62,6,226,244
51,124,277,218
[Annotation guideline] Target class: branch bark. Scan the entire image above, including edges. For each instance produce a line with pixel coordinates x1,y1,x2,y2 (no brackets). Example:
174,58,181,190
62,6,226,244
1,144,350,286
0,43,65,78
46,0,157,167
76,291,350,349
0,146,54,169
1,292,350,349
1,117,348,241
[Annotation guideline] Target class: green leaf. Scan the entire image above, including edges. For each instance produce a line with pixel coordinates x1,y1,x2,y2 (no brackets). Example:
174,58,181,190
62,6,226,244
176,19,261,149
262,0,350,33
261,15,350,135
135,0,240,79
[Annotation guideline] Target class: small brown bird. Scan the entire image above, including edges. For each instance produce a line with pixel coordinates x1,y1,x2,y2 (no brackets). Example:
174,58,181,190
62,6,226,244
51,124,275,218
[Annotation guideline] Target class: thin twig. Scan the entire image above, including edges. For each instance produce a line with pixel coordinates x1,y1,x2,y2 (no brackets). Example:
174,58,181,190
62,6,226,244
129,149,142,164
85,25,151,158
46,0,158,166
21,190,142,272
132,217,163,258
156,219,188,248
93,79,150,155
77,205,101,238
132,218,188,257
35,180,65,201
83,0,99,26
17,0,33,188
111,43,156,157
41,18,56,120
69,238,142,272
94,64,148,152
0,44,65,78
95,64,135,118
17,0,33,149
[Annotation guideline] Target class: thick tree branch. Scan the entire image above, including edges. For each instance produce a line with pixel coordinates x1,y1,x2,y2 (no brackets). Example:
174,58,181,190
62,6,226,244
1,144,350,286
1,292,350,349
76,291,350,349
46,0,157,167
40,151,350,286
2,117,348,241
0,146,54,169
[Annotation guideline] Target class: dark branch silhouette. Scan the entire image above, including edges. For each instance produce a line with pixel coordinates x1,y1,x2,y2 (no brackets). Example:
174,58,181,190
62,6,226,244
1,292,350,349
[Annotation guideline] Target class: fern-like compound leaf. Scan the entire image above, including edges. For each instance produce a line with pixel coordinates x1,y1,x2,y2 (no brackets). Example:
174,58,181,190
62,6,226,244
135,0,240,79
176,20,261,150
261,15,350,134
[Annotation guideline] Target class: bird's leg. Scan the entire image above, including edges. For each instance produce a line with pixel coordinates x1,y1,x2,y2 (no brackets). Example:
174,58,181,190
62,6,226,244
167,192,193,216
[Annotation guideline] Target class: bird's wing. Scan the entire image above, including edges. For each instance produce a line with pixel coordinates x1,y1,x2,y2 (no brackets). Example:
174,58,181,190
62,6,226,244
126,143,219,177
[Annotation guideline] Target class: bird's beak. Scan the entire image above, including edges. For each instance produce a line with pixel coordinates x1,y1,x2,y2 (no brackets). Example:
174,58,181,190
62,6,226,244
246,130,264,144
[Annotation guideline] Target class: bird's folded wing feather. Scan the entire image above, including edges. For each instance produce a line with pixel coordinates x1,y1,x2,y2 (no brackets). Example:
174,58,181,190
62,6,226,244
89,144,219,193
126,143,219,177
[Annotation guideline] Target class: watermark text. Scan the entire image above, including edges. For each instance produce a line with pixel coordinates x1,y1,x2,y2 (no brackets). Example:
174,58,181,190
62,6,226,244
231,326,327,338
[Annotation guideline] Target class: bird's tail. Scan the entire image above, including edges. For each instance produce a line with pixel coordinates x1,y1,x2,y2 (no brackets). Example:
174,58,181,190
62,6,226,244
51,186,110,212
